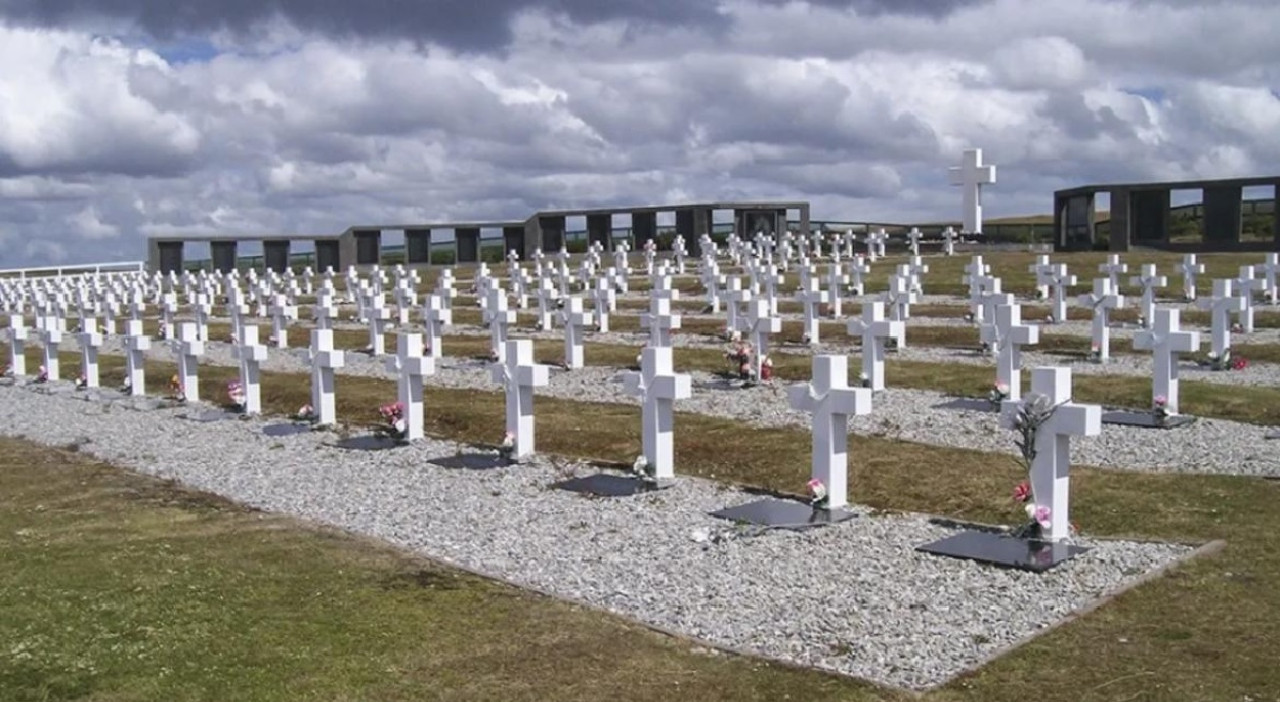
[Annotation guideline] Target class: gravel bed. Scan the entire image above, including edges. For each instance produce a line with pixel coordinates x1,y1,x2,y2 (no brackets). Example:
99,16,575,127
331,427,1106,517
50,332,1280,477
0,381,1196,691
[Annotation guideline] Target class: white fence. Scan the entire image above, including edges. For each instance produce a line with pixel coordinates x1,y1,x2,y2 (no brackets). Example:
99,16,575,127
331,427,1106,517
0,261,147,279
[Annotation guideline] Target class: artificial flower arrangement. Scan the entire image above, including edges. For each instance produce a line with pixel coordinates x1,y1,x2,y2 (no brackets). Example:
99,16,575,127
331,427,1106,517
1204,348,1247,371
722,326,741,342
1087,344,1102,363
631,454,656,484
168,374,185,403
375,401,406,440
1008,392,1074,541
226,380,246,408
724,340,754,380
498,432,516,458
1152,394,1170,424
293,404,317,422
35,365,48,384
758,355,774,382
75,374,88,390
987,380,1009,409
807,478,829,509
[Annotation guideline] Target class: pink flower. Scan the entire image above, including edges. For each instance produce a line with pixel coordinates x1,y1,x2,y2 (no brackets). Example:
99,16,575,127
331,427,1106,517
1025,503,1052,529
807,478,827,502
1153,395,1167,407
1012,481,1031,502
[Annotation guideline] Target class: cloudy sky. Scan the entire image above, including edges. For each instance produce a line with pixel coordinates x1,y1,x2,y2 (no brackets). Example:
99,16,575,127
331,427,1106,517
0,0,1277,267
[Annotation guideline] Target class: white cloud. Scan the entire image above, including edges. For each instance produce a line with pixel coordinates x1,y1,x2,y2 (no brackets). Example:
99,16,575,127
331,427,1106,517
0,0,1278,266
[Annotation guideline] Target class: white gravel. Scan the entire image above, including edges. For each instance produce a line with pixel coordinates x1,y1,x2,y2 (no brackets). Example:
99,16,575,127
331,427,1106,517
0,380,1197,691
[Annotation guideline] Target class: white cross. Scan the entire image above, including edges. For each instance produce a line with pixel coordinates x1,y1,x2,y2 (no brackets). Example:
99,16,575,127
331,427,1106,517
847,301,903,392
1098,254,1128,291
1196,279,1245,357
906,227,924,256
882,274,917,326
640,296,682,348
744,299,781,379
622,345,692,483
978,290,1014,354
6,314,27,376
1027,255,1054,300
314,291,337,331
77,317,103,388
787,355,872,510
1079,278,1124,362
720,276,753,333
826,262,849,317
948,148,997,234
1178,254,1205,301
1045,264,1076,323
310,328,345,425
591,277,615,332
980,303,1039,401
174,321,204,402
490,339,549,459
122,319,149,396
535,278,558,331
560,296,594,369
234,325,269,415
795,276,829,345
484,287,515,363
385,332,435,442
1133,308,1199,415
1233,265,1264,333
1128,264,1167,327
38,316,63,381
941,227,958,256
365,294,390,356
421,294,450,360
1255,253,1280,305
845,255,869,296
999,367,1100,542
269,294,296,349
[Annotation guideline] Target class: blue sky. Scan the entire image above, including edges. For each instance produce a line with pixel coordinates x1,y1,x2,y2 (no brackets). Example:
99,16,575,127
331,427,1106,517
0,0,1278,266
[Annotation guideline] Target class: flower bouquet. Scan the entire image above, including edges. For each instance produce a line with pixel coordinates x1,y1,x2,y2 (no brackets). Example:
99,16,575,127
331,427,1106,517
498,432,516,458
1010,479,1053,540
759,356,774,382
35,365,48,384
375,400,406,440
293,403,317,422
1087,344,1101,363
226,380,246,408
1205,348,1233,371
168,374,185,403
1152,395,1170,424
75,374,88,390
631,454,656,484
723,341,753,380
807,478,829,509
987,380,1009,409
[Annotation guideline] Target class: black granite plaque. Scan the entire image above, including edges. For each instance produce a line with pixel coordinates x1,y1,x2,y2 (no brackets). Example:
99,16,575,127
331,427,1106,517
1266,430,1280,440
916,530,1089,572
1102,410,1196,429
551,473,659,497
429,454,511,470
263,423,313,437
332,435,402,451
710,498,856,530
934,397,999,413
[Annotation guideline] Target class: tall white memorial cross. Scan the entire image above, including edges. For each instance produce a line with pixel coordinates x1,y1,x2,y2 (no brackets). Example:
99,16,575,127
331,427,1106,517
310,329,344,425
6,314,27,376
490,339,549,459
640,296,682,348
484,287,516,362
39,315,63,381
622,345,692,483
795,277,829,345
1255,253,1280,305
787,355,872,510
999,367,1101,542
1196,279,1245,357
1133,308,1199,416
421,294,450,360
982,303,1039,401
847,301,903,392
948,148,997,234
906,228,924,256
1079,278,1124,361
385,332,435,442
1128,264,1167,327
1179,254,1205,301
174,322,204,402
744,299,781,380
77,317,104,388
1045,264,1076,323
234,325,269,415
123,319,149,396
560,296,594,369
1233,265,1264,333
1098,255,1128,291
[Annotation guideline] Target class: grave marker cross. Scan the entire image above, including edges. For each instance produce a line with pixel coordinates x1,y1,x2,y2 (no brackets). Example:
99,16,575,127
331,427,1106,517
490,339,550,459
622,346,692,483
787,355,873,510
1132,308,1199,415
